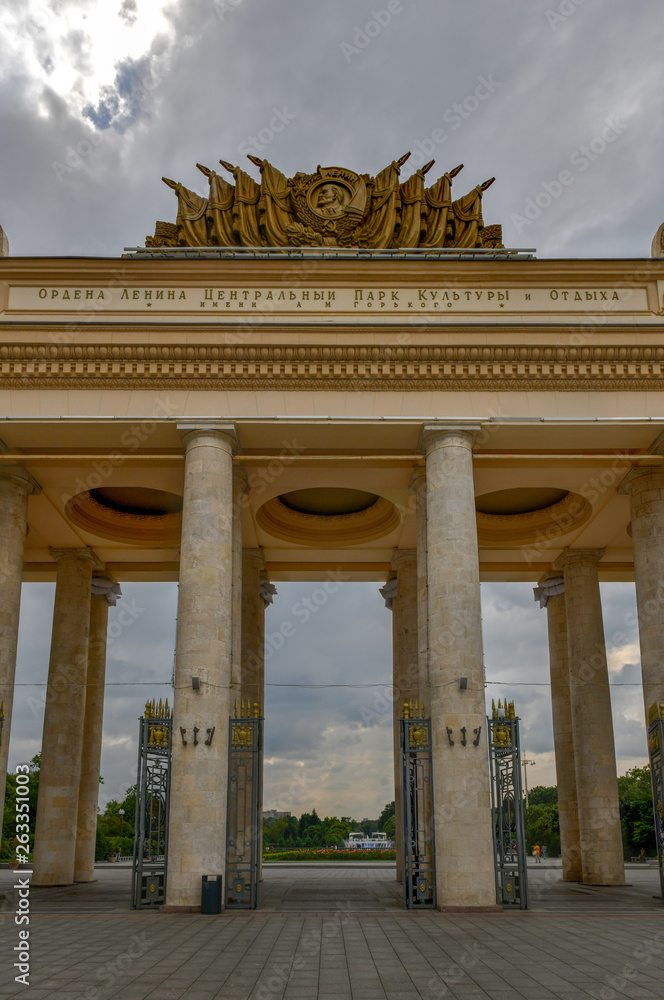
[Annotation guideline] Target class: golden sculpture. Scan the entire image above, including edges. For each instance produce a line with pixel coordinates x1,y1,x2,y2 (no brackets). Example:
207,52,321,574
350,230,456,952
231,725,254,747
648,701,664,725
491,698,515,747
148,154,502,250
144,697,171,746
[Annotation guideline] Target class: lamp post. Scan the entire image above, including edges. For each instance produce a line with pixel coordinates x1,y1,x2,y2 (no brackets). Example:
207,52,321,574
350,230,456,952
521,757,536,808
119,808,125,837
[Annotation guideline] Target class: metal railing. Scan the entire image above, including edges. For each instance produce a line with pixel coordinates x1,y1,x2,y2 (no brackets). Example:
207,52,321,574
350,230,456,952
123,245,536,261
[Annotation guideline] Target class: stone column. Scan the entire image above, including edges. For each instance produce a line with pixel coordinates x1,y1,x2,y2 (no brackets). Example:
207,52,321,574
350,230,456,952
165,424,236,910
33,548,97,886
555,549,625,886
410,470,430,712
74,580,119,882
390,550,419,884
0,470,38,845
241,548,266,710
231,468,249,701
421,424,497,909
534,574,582,881
619,467,664,717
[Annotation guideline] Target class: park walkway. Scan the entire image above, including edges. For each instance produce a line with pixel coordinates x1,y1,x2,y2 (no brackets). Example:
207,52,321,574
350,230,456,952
0,864,663,999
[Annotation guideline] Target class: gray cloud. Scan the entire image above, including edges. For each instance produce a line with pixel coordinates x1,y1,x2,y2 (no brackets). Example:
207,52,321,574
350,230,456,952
1,0,657,816
8,578,648,820
1,0,662,254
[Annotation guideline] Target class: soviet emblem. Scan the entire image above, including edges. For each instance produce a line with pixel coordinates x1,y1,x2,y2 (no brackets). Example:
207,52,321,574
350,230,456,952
288,166,369,246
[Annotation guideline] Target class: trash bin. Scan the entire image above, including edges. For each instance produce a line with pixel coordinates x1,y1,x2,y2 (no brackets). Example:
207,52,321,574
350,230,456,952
201,875,222,914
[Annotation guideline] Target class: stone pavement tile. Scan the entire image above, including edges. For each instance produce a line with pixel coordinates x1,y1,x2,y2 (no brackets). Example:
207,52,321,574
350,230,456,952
480,992,528,1000
496,989,556,999
145,991,186,1000
445,989,491,998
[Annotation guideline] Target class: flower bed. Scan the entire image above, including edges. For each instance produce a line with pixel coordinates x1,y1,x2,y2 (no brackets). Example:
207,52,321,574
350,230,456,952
264,848,396,862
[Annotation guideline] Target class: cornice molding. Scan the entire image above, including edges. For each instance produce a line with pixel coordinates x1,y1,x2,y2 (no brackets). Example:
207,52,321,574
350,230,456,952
3,342,664,390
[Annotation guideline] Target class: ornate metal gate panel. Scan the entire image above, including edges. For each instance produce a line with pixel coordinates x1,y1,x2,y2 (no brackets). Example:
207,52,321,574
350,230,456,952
131,699,172,908
488,700,528,909
400,705,436,908
647,701,664,901
226,704,263,909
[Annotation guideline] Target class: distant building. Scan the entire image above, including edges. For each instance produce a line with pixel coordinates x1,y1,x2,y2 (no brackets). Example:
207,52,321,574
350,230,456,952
343,831,393,850
263,810,291,822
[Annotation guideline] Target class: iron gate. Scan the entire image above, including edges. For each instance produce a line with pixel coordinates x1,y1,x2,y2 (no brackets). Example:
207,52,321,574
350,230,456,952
225,702,263,909
647,701,664,901
131,699,172,908
400,703,436,908
488,700,528,909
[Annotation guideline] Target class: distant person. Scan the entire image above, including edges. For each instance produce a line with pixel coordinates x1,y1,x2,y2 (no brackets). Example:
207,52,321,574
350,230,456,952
541,845,547,859
533,844,541,863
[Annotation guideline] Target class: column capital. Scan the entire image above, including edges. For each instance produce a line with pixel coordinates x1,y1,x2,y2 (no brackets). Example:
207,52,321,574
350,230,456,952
50,547,103,568
409,467,426,494
391,548,416,570
233,464,250,497
554,548,605,570
0,467,41,496
618,464,664,494
419,423,482,455
177,421,238,454
379,575,397,610
533,572,565,608
0,439,41,494
91,574,122,606
243,547,265,568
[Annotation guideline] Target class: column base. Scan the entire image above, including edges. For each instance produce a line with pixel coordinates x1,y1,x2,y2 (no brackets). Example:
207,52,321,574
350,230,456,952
159,904,203,913
583,878,627,887
31,880,74,888
437,904,503,913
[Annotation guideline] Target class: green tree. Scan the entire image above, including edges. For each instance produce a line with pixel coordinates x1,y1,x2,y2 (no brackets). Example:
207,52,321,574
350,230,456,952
528,785,558,807
298,808,321,835
1,755,41,861
523,802,560,856
618,766,656,857
383,815,396,840
377,801,395,830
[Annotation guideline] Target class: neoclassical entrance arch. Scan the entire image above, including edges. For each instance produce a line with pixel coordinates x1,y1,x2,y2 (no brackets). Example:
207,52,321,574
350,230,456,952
1,159,664,908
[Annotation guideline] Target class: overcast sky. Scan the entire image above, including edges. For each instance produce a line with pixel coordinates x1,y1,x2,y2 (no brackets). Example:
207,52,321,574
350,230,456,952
1,0,659,819
1,0,663,257
9,579,647,821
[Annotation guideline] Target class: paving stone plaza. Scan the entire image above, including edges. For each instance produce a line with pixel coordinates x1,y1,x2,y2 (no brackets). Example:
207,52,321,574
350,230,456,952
1,865,663,1000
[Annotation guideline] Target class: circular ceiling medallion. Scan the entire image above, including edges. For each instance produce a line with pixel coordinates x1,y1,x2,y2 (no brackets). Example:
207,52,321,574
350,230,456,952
256,489,400,546
65,487,183,546
280,487,379,516
475,487,569,516
475,488,591,548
